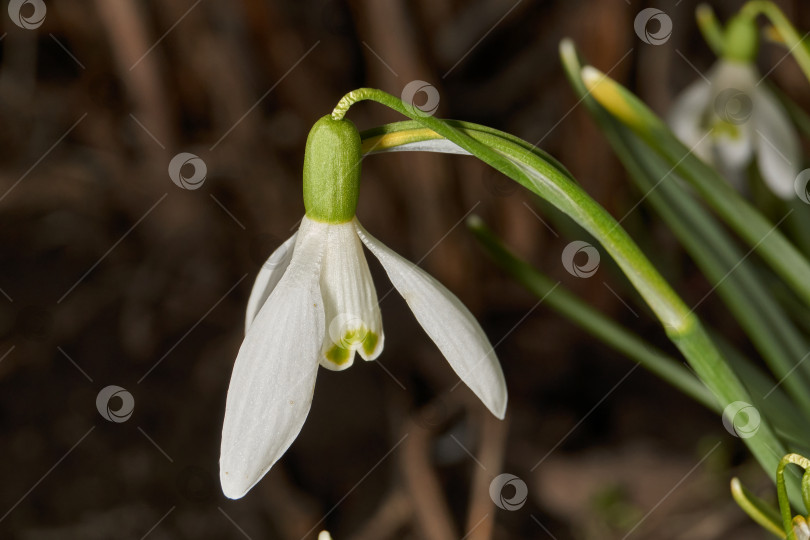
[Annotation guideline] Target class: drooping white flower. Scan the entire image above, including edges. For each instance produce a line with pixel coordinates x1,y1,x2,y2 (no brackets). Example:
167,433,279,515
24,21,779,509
668,59,800,199
220,115,507,499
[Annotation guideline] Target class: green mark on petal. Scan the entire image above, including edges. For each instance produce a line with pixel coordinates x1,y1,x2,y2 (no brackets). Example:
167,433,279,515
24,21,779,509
325,344,351,366
711,121,742,140
362,332,379,356
324,327,378,366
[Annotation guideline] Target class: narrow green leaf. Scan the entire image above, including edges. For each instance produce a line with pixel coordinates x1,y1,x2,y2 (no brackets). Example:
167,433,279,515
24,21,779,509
581,65,810,309
730,477,786,537
467,215,718,411
336,87,788,491
559,40,810,417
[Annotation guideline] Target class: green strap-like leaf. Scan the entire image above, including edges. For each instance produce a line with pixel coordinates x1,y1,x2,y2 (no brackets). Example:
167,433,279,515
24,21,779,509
335,87,788,489
581,64,810,310
466,215,718,411
559,40,810,419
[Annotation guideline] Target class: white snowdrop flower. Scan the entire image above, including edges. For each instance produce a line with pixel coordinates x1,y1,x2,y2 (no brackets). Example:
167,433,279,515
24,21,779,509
220,115,507,499
668,15,800,199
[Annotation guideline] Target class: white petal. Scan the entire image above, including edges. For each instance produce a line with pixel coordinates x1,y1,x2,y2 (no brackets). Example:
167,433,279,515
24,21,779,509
704,61,759,188
668,78,713,163
753,86,801,199
712,127,753,171
318,218,384,370
366,138,471,155
245,232,297,333
355,222,507,419
220,217,326,499
710,123,754,194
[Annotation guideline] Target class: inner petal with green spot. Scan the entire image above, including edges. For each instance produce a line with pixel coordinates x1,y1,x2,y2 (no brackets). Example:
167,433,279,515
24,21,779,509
710,120,742,140
323,328,380,368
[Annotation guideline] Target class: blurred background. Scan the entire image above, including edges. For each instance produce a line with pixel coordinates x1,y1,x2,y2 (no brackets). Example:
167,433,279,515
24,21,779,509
0,0,808,538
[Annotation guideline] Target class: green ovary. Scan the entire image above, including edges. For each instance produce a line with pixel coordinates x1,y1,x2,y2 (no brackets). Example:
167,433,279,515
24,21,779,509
302,115,363,224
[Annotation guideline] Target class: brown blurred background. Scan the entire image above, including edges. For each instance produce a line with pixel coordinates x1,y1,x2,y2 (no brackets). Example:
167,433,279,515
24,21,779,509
0,0,808,538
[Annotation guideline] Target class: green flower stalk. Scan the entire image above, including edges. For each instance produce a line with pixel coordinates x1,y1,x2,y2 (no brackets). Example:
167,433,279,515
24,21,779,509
734,453,810,540
740,1,810,83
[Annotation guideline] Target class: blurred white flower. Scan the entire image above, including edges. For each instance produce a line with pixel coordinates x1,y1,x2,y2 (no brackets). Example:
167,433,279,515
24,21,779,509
219,215,507,499
668,60,800,199
794,516,810,540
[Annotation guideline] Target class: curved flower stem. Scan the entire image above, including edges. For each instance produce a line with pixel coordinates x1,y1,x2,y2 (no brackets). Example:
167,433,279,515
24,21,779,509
334,88,685,327
332,87,788,485
804,468,810,514
741,1,810,84
365,119,810,442
777,454,810,539
363,118,810,440
696,4,727,57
